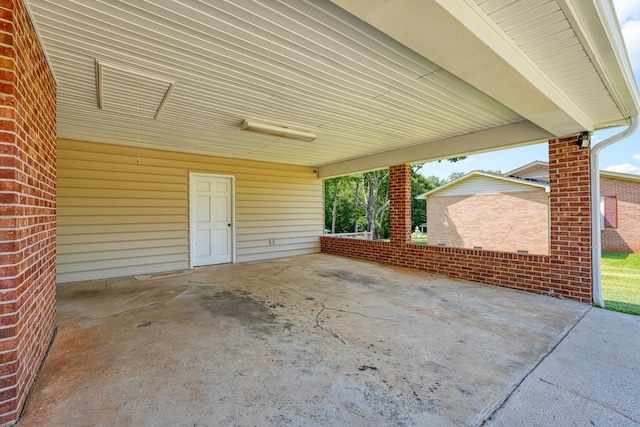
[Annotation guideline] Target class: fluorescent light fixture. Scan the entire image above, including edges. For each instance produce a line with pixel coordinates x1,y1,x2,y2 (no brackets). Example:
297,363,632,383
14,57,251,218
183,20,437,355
241,119,316,142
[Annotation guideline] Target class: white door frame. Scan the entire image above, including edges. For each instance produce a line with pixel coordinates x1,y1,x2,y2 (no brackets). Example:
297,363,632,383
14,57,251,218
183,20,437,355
189,172,237,268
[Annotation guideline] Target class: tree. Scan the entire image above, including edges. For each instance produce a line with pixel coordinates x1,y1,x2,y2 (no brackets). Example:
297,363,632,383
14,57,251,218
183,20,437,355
411,171,443,229
324,177,361,234
350,171,390,239
446,171,466,182
446,169,502,182
323,157,469,239
330,178,339,234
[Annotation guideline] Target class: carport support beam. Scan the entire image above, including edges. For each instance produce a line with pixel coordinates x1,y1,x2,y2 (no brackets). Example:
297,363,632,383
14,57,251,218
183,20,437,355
390,164,412,245
548,135,592,302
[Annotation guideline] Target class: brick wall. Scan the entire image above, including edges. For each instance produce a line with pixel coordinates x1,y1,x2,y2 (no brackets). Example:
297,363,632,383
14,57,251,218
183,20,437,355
548,136,591,302
321,237,552,294
322,135,592,303
601,176,640,253
427,190,549,254
0,0,57,425
390,164,412,245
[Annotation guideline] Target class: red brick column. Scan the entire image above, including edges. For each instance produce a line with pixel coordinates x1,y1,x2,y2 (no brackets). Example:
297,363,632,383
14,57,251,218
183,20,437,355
548,136,592,302
0,0,57,424
389,164,412,245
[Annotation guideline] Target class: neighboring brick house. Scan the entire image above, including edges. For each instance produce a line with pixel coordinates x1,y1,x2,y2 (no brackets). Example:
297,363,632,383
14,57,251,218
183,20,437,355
418,170,550,254
600,171,640,253
418,162,640,254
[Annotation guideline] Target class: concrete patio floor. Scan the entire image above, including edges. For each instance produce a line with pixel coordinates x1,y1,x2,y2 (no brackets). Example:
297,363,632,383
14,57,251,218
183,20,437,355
19,254,591,426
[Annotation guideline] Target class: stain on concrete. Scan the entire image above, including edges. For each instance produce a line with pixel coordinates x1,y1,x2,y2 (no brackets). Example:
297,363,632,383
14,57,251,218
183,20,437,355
198,290,277,327
316,269,381,287
20,254,589,427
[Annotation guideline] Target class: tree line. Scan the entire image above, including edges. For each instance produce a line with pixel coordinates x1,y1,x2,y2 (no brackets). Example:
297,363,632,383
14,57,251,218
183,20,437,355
324,163,501,239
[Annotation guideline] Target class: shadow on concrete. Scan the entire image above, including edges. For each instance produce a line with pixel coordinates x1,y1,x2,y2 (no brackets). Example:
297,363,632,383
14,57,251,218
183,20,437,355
20,254,588,426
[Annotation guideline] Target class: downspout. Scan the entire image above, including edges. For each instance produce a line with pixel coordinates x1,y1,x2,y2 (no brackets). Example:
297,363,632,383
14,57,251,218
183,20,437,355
591,115,639,307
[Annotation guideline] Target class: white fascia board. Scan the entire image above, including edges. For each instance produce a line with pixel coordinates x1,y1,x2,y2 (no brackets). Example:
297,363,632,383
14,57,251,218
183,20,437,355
557,0,640,120
330,0,593,136
419,171,548,199
600,170,640,182
318,121,552,179
504,160,549,177
415,171,485,199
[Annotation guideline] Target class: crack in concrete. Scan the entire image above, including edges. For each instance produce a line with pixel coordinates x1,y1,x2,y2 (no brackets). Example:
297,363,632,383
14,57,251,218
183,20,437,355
277,284,310,300
73,287,196,328
277,285,397,323
170,288,193,300
121,290,153,305
538,378,640,424
315,305,346,345
322,306,399,324
74,301,163,328
266,266,290,281
276,283,397,346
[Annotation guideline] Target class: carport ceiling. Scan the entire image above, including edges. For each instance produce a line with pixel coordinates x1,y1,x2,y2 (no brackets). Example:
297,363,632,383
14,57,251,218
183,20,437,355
26,0,638,176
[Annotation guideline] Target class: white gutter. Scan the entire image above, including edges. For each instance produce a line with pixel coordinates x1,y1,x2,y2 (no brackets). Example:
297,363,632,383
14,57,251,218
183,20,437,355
591,116,639,307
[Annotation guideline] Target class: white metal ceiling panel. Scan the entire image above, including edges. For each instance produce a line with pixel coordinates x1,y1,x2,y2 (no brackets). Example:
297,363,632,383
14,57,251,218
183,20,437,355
27,0,523,167
26,0,633,170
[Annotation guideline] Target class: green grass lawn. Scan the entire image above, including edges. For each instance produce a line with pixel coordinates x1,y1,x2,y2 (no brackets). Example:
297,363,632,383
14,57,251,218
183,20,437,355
602,252,640,316
411,233,428,245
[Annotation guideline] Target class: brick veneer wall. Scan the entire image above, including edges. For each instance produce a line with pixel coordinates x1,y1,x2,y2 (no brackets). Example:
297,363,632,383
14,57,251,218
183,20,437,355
547,136,591,302
322,136,592,303
601,176,640,253
0,1,57,425
427,190,550,254
390,164,412,245
321,237,553,294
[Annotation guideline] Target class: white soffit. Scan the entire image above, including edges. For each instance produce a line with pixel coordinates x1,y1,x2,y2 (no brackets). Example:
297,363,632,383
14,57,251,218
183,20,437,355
473,0,624,127
95,60,176,119
26,0,526,168
330,0,633,138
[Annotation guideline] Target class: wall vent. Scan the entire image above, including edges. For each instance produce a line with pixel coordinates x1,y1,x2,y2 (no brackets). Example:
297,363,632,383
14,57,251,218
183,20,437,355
95,60,176,119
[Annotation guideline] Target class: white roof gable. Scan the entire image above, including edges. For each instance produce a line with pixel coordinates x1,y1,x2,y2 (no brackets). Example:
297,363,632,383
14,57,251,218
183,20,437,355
417,172,548,199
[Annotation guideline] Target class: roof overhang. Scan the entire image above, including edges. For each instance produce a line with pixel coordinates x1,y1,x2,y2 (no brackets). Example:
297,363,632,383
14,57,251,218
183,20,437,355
504,161,550,177
321,121,551,178
557,0,640,121
416,171,549,199
600,170,640,182
25,0,639,177
330,0,592,136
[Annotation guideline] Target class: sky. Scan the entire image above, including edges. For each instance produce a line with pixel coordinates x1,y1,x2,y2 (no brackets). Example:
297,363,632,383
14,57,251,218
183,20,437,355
420,0,640,180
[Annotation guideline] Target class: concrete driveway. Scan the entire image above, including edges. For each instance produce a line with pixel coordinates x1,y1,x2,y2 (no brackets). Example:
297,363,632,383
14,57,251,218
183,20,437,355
19,254,592,426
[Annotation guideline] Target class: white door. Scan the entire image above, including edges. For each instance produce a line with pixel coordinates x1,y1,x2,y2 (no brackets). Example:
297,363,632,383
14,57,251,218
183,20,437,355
190,173,234,266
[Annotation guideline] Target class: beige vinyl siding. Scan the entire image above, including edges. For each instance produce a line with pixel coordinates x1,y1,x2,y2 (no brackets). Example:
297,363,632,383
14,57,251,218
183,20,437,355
57,139,323,283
